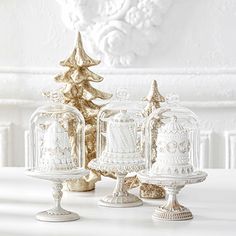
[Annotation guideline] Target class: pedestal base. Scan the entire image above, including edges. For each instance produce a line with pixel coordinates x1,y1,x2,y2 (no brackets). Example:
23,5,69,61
151,185,193,221
138,170,207,221
152,205,193,221
99,172,142,208
35,182,80,222
25,169,89,222
98,193,143,208
36,210,79,222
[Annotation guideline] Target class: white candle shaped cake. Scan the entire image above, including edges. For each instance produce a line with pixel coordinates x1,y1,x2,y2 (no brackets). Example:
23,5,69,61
100,110,142,163
151,116,193,176
39,120,76,172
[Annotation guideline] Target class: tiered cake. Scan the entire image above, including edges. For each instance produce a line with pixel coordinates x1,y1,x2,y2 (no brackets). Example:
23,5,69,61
151,116,193,176
39,121,78,172
99,110,142,164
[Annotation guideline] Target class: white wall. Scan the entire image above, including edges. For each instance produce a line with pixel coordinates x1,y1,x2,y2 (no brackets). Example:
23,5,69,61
0,0,236,168
1,0,236,68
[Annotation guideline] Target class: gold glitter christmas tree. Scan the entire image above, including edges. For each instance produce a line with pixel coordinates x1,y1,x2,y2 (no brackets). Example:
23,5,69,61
55,32,112,191
125,80,166,199
140,80,166,199
143,80,165,163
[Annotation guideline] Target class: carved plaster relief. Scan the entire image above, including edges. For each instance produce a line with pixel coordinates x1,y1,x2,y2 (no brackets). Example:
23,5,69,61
57,0,172,66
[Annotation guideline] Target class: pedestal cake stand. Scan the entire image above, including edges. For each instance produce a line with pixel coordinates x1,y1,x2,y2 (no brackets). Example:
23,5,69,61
26,169,89,222
89,159,144,208
138,170,207,221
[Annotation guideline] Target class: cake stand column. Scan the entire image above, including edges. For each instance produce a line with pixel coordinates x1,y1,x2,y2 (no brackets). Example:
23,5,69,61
36,181,80,222
152,185,193,221
98,172,143,208
113,173,127,197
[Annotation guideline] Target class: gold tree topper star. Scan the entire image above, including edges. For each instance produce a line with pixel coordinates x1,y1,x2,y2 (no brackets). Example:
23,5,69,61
143,80,165,116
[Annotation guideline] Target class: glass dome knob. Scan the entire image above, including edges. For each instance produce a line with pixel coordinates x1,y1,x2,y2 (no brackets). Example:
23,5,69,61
116,88,130,101
166,94,180,106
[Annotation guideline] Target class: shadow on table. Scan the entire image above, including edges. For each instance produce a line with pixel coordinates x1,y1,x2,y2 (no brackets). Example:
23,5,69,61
0,197,49,205
0,210,33,220
194,215,236,223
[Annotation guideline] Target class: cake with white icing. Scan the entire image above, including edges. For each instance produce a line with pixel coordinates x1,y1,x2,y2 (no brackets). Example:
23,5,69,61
100,110,142,163
39,120,78,172
151,116,193,176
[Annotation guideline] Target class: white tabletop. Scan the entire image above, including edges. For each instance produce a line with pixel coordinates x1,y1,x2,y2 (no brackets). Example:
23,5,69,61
0,168,235,236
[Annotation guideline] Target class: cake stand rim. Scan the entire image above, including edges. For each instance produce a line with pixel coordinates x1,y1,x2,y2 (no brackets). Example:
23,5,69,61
137,170,207,186
88,158,145,174
25,168,89,181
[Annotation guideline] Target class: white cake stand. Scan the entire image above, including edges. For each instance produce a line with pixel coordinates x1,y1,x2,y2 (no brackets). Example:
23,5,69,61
138,170,207,221
25,168,89,222
89,159,145,208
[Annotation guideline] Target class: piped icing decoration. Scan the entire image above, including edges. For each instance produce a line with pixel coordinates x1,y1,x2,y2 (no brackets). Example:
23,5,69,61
100,110,142,163
151,115,193,176
159,116,186,134
39,120,77,172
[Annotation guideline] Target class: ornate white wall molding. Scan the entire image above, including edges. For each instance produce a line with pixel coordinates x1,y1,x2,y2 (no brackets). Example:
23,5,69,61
200,131,212,169
24,130,29,168
57,0,172,66
3,66,236,75
0,99,45,108
0,99,235,109
0,124,12,167
225,131,236,169
1,66,236,106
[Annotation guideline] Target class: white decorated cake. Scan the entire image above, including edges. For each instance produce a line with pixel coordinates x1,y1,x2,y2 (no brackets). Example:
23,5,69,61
151,116,193,176
39,120,78,172
100,110,142,163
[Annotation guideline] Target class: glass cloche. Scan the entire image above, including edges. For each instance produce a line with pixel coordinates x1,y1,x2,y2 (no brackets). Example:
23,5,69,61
138,94,207,221
145,94,200,176
26,103,89,222
88,91,146,207
26,103,85,174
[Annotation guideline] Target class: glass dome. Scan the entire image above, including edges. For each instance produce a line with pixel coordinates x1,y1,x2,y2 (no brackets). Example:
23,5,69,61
27,103,85,174
96,98,146,166
88,94,146,208
145,94,200,176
